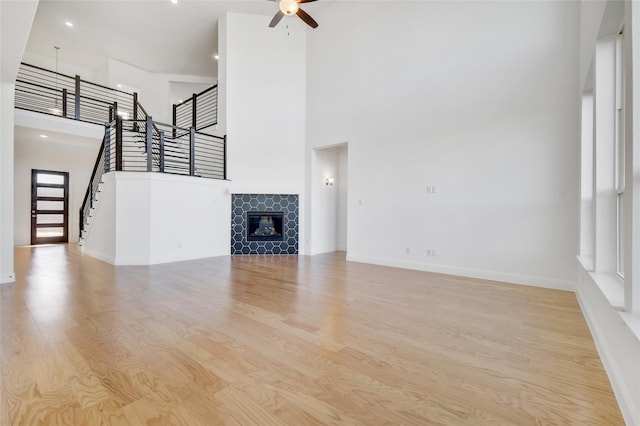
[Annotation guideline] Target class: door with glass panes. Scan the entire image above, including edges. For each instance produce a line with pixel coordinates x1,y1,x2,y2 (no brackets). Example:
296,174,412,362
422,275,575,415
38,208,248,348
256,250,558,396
31,169,69,245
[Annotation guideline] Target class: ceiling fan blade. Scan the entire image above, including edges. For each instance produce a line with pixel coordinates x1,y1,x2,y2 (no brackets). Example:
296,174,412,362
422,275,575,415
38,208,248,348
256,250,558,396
297,7,318,28
298,0,318,3
269,10,284,28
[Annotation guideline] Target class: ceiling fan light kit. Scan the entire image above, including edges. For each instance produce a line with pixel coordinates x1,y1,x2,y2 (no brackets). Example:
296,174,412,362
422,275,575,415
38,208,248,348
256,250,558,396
279,0,299,15
269,0,319,29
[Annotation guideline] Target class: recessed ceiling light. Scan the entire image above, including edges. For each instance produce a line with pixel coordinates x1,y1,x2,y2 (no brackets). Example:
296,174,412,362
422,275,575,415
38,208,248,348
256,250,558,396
214,54,219,60
117,84,122,88
65,21,73,27
170,0,178,4
39,134,48,138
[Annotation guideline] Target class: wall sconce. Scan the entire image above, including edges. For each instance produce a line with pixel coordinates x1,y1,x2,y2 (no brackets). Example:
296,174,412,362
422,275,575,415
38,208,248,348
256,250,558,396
325,177,335,187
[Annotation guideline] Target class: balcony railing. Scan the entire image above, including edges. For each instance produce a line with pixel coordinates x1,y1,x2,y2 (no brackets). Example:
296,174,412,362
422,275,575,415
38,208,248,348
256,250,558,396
80,116,227,235
16,62,136,125
12,61,227,237
173,84,218,132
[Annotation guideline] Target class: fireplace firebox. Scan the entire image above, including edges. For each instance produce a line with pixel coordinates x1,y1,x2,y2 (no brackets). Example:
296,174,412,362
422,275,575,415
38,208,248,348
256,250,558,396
247,212,284,241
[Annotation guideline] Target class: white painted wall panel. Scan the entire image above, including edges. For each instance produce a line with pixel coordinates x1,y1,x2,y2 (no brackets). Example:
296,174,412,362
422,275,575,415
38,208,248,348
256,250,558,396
83,172,230,265
306,1,580,290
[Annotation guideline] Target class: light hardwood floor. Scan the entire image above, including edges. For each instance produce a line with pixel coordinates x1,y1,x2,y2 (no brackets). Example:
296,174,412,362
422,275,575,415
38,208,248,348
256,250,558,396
1,245,623,425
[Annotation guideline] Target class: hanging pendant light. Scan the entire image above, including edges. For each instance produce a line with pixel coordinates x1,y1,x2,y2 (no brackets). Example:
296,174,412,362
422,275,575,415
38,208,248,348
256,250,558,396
48,46,62,115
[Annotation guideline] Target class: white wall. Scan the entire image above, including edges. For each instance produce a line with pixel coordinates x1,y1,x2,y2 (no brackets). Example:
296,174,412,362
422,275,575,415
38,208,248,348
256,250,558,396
170,81,214,105
107,59,216,124
21,51,101,84
221,12,307,251
14,126,100,245
83,172,230,265
311,147,339,254
1,0,39,283
107,59,170,122
222,12,306,192
337,145,348,251
306,1,580,290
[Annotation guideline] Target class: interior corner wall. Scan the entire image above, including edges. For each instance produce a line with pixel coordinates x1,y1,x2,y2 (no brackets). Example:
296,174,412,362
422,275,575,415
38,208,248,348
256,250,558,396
305,1,580,289
107,59,170,123
1,83,16,283
1,0,38,283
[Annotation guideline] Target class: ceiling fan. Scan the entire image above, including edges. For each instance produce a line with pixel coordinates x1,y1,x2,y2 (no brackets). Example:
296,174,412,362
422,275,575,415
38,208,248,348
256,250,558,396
269,0,319,29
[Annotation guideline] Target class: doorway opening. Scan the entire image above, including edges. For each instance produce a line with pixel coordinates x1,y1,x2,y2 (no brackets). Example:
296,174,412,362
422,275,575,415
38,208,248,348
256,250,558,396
310,143,348,255
31,169,69,245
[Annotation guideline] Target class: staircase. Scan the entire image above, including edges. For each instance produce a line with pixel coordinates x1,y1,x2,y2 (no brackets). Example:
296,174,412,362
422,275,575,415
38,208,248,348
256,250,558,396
15,62,227,248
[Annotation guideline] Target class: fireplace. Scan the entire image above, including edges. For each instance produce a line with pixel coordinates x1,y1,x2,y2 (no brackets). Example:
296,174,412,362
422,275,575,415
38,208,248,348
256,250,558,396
231,194,298,255
247,212,283,241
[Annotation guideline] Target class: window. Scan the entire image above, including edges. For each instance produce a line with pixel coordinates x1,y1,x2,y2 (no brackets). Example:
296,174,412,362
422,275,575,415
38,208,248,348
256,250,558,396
614,34,624,278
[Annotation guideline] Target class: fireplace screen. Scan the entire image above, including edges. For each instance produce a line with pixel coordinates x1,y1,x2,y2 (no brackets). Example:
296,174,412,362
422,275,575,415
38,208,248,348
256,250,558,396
247,212,284,241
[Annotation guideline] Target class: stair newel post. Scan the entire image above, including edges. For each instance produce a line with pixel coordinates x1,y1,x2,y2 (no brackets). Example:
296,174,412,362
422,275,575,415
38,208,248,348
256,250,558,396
115,117,123,171
189,127,195,176
74,75,81,120
223,135,227,180
159,130,165,173
105,124,112,172
146,115,153,172
191,93,197,130
62,89,68,117
133,92,139,132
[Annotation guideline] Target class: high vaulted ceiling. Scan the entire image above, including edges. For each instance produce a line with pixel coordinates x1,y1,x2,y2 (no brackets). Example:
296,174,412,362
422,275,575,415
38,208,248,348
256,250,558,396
25,0,327,78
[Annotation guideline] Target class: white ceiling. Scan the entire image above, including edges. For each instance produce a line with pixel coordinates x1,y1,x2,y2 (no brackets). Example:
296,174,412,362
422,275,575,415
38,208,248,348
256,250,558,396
25,0,326,78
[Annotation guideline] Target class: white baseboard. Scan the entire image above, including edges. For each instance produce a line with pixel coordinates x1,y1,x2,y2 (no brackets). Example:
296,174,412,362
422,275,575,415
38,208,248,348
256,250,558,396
345,254,575,291
81,248,115,265
576,283,640,426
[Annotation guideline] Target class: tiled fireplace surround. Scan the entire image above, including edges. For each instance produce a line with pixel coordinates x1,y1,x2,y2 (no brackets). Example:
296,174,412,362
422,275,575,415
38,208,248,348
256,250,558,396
231,194,299,255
